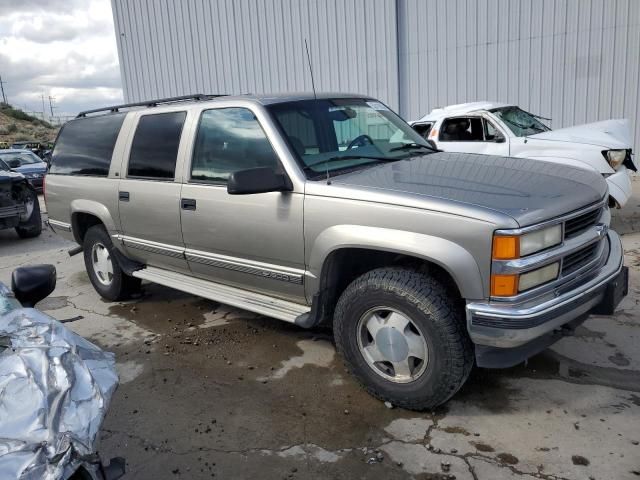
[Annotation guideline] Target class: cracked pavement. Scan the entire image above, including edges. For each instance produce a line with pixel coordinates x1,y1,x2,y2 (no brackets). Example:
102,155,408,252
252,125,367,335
0,197,639,479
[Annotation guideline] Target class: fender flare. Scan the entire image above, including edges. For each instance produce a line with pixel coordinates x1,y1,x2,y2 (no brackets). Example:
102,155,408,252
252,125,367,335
69,199,118,244
307,225,485,300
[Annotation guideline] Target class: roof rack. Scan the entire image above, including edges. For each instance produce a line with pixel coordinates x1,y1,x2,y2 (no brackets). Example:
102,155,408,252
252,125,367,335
76,94,226,118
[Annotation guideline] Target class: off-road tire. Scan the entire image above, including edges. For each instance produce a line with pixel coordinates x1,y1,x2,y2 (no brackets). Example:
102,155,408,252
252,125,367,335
15,189,42,238
83,225,141,301
333,267,474,410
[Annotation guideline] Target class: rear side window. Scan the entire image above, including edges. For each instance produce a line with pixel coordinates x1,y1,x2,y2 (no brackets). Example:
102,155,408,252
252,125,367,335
412,122,433,139
50,113,125,176
128,111,186,180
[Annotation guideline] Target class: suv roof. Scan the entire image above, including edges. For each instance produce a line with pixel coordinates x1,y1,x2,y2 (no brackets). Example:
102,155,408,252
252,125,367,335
76,92,370,118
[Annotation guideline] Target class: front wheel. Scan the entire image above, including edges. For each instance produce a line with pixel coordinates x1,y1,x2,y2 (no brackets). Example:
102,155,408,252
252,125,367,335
83,225,141,301
15,188,42,238
333,267,473,410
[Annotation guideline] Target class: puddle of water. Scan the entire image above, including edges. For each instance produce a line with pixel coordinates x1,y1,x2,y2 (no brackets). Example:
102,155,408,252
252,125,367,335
259,339,335,381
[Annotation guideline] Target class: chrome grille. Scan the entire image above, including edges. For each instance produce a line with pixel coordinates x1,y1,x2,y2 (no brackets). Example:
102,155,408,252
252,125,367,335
564,207,602,239
561,242,599,276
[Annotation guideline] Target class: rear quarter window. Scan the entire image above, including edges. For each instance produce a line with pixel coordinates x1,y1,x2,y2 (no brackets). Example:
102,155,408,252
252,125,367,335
49,113,126,176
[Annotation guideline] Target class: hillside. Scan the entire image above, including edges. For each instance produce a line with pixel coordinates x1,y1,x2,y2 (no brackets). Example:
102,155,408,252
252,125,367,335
0,103,59,146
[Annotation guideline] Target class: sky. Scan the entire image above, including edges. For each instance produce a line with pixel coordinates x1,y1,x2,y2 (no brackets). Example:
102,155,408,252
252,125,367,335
0,0,122,119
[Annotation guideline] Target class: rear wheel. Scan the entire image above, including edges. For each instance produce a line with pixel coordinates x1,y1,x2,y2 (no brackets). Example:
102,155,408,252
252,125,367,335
333,267,473,410
83,225,141,301
15,188,42,238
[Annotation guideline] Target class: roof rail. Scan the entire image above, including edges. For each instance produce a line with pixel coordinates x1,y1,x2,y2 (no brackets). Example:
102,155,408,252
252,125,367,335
76,94,226,118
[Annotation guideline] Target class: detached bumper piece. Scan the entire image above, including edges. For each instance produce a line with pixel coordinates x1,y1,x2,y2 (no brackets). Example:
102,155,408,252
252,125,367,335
468,231,627,368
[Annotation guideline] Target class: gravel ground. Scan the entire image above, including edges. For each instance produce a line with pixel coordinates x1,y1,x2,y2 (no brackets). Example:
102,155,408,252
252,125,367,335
0,195,639,480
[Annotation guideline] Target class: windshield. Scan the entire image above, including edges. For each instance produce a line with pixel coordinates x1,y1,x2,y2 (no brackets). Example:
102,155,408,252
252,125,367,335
490,106,550,136
0,151,43,166
268,98,432,177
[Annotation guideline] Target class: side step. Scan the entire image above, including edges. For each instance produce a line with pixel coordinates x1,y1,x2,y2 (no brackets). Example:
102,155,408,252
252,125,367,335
132,266,311,323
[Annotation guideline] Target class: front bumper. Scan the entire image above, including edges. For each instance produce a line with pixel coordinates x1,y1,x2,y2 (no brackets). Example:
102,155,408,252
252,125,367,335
606,167,632,208
467,230,626,367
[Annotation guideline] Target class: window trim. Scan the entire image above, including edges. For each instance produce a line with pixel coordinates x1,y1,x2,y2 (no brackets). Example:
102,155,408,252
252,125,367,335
187,105,284,186
126,110,187,182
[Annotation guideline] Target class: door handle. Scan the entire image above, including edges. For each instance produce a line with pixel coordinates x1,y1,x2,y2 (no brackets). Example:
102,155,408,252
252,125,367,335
119,191,129,201
181,198,196,210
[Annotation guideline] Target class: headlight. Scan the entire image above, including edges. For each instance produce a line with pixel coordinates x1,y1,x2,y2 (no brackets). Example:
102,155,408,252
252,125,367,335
518,263,560,292
492,224,562,260
604,149,626,169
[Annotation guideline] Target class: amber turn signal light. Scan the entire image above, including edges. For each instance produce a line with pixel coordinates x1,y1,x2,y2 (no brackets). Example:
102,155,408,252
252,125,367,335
491,274,518,297
492,235,519,260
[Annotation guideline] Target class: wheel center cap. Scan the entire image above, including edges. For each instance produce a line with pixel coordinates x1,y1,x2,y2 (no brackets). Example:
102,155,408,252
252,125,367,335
375,327,409,362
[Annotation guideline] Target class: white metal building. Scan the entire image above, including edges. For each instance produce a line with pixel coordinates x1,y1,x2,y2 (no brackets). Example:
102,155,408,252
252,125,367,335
111,0,640,152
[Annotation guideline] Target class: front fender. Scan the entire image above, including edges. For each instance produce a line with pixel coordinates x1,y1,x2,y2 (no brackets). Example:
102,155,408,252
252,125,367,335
307,225,485,300
70,199,118,243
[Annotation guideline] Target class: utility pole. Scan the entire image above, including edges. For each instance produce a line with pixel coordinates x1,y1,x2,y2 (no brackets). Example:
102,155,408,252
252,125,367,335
41,93,46,120
0,75,7,104
48,95,56,117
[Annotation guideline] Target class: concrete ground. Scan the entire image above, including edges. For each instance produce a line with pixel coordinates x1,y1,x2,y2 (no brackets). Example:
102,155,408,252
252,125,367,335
1,196,639,480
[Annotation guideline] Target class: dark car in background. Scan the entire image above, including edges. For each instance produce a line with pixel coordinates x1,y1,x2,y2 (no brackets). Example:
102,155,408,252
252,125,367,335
0,149,47,191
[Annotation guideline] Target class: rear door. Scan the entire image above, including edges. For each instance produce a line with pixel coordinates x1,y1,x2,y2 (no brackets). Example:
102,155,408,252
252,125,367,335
179,104,305,302
117,110,189,273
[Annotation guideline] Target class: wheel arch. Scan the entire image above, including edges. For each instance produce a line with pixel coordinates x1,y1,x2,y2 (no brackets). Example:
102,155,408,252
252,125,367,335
70,199,117,244
305,225,484,325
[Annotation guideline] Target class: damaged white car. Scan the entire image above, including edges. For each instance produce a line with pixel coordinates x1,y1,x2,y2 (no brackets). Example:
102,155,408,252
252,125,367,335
410,102,636,208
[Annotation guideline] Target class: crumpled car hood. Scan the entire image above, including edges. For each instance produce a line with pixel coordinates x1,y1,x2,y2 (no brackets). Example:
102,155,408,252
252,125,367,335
0,295,118,480
528,119,632,149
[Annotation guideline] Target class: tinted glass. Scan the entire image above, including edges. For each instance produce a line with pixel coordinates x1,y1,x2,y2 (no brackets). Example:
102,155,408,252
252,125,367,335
191,108,278,183
128,111,186,179
50,113,125,176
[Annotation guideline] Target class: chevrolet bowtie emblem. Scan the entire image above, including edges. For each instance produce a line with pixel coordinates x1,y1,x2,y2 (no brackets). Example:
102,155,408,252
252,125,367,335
595,224,608,237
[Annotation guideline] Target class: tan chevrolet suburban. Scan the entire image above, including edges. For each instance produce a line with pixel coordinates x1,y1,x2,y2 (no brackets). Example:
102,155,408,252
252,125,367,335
45,94,627,410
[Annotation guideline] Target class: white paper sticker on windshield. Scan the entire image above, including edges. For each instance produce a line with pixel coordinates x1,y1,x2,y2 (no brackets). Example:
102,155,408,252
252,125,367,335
366,101,389,111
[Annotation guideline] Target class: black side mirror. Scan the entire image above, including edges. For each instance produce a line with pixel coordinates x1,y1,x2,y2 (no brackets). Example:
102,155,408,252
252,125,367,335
11,265,56,307
494,136,506,143
8,159,21,168
227,167,293,195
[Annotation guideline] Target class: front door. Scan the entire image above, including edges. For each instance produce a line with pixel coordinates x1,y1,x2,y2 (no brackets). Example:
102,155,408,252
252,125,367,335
437,116,509,156
180,106,305,302
117,110,189,273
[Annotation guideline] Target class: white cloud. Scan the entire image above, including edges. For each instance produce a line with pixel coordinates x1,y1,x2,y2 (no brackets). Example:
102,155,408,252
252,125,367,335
0,0,122,118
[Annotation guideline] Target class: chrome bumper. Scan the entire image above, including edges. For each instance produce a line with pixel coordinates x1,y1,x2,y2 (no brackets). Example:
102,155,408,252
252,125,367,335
467,230,624,349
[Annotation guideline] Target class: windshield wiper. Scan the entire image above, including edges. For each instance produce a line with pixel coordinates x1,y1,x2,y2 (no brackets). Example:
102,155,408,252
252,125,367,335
302,154,398,184
388,143,436,153
303,154,393,170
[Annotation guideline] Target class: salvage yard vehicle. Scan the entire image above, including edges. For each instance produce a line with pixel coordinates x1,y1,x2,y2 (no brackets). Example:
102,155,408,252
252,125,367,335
46,93,628,410
0,148,48,191
0,265,125,480
0,166,42,238
411,102,636,208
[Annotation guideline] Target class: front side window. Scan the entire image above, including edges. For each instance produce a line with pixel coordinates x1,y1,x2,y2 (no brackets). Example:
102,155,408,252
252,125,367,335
490,106,550,136
190,107,279,183
268,98,432,178
439,117,484,142
50,113,126,176
128,111,186,180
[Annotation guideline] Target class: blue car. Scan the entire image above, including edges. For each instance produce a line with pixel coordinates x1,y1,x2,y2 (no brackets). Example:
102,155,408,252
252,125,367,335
0,149,47,191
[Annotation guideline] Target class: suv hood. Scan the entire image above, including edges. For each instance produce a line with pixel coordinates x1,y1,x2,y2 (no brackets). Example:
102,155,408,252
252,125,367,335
330,152,607,226
527,119,632,149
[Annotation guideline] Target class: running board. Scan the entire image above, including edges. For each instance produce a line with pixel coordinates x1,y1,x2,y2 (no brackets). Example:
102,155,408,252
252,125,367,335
132,266,310,323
